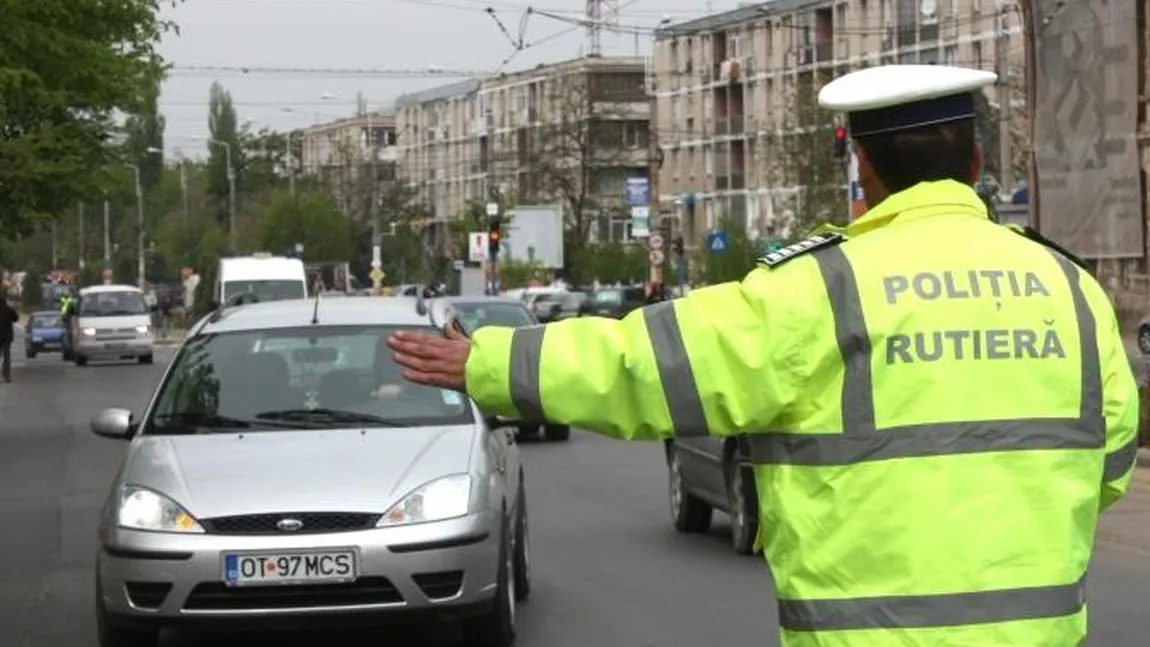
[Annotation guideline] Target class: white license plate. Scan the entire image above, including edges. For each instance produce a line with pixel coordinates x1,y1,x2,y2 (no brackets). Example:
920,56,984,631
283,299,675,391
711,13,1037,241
223,550,357,587
105,343,127,350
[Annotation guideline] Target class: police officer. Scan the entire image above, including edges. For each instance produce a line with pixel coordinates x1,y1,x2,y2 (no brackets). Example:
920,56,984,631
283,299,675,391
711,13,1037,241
388,65,1139,647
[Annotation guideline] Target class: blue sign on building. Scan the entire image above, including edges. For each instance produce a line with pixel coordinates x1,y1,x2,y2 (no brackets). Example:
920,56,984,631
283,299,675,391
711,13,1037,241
625,177,650,207
706,231,730,254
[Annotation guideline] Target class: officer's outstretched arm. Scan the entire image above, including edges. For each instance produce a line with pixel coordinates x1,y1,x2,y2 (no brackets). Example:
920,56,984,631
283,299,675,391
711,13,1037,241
1092,294,1141,511
464,271,796,441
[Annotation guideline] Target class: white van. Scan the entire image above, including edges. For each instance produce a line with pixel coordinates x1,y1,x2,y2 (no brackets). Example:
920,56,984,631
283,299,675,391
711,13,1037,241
215,254,307,307
66,284,155,366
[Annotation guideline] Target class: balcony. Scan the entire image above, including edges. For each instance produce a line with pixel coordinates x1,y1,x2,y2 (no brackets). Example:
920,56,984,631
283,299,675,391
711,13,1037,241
713,118,745,137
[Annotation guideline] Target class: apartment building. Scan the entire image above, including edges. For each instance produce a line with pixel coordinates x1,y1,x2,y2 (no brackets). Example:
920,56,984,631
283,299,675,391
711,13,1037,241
395,56,651,243
299,113,399,215
652,0,1026,246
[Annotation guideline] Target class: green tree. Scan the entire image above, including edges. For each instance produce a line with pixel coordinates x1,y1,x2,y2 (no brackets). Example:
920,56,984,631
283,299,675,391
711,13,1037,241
0,0,174,238
21,268,43,309
207,81,242,229
786,74,847,235
256,190,353,261
693,218,756,285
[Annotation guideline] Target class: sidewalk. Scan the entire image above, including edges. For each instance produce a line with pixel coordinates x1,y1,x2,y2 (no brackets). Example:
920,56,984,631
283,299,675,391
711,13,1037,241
1139,447,1150,469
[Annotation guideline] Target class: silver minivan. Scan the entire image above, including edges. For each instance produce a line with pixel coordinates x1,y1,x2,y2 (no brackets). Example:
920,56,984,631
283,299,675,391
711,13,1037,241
65,284,155,366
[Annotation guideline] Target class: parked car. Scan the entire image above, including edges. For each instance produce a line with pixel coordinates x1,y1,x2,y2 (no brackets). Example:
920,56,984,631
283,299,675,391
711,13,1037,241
23,310,66,358
590,286,647,319
91,297,530,646
664,437,760,555
535,292,592,323
444,296,571,442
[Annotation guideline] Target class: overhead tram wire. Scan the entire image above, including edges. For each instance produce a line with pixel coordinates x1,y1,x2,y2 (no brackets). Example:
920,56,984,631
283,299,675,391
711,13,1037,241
167,65,497,79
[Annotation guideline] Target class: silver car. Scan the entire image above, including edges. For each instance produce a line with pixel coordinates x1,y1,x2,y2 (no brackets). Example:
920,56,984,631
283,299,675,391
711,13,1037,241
91,297,530,646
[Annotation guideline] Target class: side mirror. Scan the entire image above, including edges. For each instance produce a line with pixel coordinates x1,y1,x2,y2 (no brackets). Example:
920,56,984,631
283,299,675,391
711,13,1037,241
91,408,134,439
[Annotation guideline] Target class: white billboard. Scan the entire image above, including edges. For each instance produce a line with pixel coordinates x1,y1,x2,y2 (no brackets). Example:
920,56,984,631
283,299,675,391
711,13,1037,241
467,232,489,263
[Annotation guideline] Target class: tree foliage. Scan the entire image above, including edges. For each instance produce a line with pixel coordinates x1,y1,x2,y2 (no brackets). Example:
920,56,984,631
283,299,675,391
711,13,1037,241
785,73,847,236
207,81,242,226
256,190,353,262
0,0,175,237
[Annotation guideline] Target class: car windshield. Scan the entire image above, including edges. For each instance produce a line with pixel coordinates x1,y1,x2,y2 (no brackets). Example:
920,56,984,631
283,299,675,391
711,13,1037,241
146,325,473,435
31,313,62,328
452,303,536,332
223,279,305,303
78,291,149,316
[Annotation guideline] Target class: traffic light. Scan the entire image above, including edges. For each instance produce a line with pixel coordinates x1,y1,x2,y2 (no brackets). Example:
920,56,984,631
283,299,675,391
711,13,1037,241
833,126,848,160
671,236,684,257
487,216,502,256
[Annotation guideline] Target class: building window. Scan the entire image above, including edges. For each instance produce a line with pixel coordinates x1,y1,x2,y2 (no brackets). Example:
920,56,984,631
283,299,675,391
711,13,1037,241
944,45,958,65
972,41,983,67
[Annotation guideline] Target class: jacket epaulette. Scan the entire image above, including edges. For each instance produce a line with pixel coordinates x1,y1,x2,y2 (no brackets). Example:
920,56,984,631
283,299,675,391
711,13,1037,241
758,233,846,268
1004,224,1091,272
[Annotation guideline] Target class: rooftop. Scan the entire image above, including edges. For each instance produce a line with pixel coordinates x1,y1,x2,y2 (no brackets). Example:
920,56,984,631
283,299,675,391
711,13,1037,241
654,0,825,40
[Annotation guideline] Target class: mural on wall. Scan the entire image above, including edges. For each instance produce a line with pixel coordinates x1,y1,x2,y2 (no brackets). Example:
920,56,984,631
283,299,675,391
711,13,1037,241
1031,0,1142,258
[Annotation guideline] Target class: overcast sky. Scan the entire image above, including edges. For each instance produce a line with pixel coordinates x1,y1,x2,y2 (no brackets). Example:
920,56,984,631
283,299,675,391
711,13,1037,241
159,0,744,159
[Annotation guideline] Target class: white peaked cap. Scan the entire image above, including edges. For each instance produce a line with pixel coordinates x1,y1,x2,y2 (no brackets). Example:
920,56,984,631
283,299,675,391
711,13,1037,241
818,65,998,137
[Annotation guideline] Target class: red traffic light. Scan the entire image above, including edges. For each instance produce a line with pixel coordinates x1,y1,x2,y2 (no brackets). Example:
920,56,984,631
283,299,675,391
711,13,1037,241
834,126,847,141
490,230,500,242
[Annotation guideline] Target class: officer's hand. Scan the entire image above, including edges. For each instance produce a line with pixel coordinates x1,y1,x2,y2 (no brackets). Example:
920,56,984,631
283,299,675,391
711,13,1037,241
388,324,471,392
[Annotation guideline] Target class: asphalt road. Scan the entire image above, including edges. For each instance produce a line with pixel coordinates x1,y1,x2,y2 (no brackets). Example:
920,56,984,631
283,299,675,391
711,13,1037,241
1,339,1148,647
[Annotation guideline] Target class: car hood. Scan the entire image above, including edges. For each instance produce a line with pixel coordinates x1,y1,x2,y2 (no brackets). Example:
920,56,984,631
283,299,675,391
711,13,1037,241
122,425,476,518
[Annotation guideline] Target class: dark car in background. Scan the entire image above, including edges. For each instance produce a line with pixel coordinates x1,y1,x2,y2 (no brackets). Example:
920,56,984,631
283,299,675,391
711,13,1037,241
446,296,571,442
664,436,760,556
590,286,647,319
534,292,592,323
24,311,66,358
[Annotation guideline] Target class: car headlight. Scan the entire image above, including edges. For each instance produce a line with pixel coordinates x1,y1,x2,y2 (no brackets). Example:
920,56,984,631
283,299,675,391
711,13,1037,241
135,325,150,334
82,327,96,336
117,486,204,533
377,474,471,527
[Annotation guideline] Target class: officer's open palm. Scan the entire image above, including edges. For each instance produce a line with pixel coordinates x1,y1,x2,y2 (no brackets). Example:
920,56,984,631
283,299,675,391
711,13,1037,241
389,325,471,392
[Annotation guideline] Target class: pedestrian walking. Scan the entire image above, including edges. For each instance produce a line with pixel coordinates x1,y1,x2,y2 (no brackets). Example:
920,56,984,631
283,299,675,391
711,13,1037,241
0,286,19,383
387,65,1139,647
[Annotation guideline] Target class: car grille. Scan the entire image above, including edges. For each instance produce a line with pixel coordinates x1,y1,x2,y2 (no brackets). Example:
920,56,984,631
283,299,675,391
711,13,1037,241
200,512,380,535
183,577,402,610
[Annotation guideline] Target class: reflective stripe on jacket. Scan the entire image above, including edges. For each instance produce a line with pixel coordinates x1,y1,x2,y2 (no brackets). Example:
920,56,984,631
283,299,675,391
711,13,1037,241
463,179,1140,647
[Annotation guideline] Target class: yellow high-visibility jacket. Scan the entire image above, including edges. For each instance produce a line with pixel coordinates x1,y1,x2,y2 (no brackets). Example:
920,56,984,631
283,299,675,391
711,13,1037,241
464,180,1140,647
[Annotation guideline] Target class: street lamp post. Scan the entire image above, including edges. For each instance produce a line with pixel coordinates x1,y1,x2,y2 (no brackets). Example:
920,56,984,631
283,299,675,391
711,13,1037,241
205,138,237,249
128,146,163,287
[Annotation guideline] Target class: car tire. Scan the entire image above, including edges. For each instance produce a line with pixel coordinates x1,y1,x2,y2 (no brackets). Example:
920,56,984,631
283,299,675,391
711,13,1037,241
75,354,88,367
96,582,159,647
1139,325,1150,355
26,348,36,359
513,486,531,601
725,456,760,556
138,354,153,365
543,424,570,441
461,514,516,647
668,445,712,533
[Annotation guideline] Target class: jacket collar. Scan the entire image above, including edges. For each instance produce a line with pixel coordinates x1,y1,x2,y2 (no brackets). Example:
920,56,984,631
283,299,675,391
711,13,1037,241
846,180,989,237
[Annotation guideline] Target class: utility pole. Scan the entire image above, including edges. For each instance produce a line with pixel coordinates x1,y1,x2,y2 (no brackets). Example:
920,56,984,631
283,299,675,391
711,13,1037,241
996,7,1013,195
287,132,296,197
647,63,663,290
103,200,111,266
77,202,86,271
51,220,58,269
180,161,189,220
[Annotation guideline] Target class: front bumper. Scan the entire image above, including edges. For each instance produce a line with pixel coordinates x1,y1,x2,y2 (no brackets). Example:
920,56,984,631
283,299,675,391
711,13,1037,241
75,335,153,359
97,510,501,629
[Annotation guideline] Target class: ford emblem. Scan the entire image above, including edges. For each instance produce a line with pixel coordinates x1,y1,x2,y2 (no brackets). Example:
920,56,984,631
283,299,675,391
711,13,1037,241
276,518,304,532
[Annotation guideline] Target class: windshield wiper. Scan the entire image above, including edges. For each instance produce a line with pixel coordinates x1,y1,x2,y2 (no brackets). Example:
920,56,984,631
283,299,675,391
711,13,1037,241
255,408,408,427
151,412,311,432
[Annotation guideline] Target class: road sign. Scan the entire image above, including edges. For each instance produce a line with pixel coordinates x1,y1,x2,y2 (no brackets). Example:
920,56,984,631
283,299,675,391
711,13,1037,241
707,231,730,254
625,177,650,207
369,267,385,284
648,232,665,251
648,249,665,266
371,244,381,269
486,202,499,216
452,259,465,271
